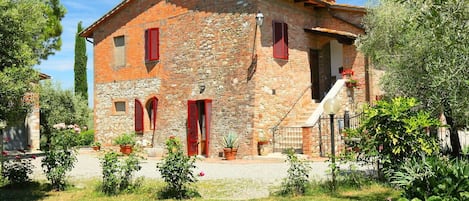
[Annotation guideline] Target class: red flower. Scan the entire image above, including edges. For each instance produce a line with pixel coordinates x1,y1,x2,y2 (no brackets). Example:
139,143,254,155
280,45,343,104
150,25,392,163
199,171,205,177
31,155,37,159
1,151,7,156
341,68,354,77
15,155,21,159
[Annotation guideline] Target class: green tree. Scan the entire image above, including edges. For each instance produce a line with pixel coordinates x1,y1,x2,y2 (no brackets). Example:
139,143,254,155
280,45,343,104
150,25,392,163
357,0,469,156
39,81,89,149
0,0,66,124
74,21,88,102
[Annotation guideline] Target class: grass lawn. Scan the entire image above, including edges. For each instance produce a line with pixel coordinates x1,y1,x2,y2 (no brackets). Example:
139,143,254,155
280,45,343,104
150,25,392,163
0,178,401,201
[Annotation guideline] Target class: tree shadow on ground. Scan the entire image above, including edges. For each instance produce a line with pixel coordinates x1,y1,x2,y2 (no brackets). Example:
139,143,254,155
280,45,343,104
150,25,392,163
0,181,51,201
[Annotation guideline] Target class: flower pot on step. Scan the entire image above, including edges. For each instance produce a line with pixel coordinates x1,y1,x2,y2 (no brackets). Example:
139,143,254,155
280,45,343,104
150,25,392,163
223,148,237,160
120,145,133,155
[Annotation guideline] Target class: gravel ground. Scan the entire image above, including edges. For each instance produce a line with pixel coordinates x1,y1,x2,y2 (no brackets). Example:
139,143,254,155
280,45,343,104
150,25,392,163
29,151,336,200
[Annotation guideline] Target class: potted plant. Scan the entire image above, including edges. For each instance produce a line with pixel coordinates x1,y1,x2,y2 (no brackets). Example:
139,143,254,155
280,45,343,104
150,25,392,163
114,133,136,155
91,141,101,151
345,79,358,88
257,136,270,156
222,132,238,160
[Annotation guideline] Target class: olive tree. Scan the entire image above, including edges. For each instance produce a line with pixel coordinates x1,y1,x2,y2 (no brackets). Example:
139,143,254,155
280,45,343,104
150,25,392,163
357,0,469,155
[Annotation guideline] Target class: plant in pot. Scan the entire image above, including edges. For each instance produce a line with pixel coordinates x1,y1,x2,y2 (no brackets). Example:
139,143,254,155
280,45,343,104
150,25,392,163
114,133,136,155
345,78,358,88
257,136,270,156
91,141,101,151
222,132,238,160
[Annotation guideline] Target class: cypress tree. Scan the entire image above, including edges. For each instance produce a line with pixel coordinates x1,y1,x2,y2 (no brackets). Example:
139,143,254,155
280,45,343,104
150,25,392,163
74,21,88,103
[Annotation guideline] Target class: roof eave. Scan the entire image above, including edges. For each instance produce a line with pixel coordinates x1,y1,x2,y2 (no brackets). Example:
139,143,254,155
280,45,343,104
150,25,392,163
79,0,133,38
329,4,366,13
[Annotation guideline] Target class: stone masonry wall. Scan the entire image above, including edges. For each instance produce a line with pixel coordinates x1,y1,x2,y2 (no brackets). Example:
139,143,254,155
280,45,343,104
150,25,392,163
95,78,161,146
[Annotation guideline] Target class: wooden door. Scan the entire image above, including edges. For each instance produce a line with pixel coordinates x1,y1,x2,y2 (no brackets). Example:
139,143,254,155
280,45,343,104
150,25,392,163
187,99,212,157
309,49,320,100
187,100,199,156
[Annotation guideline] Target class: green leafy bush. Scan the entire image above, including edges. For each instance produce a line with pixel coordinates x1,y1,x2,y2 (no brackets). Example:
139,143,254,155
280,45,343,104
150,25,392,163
156,136,200,199
78,130,94,146
278,148,311,196
346,97,440,176
335,151,373,190
392,156,469,200
41,126,79,191
99,151,142,195
1,153,36,185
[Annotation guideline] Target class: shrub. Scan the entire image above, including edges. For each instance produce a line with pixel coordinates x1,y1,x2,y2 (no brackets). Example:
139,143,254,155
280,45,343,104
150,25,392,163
335,151,373,190
100,151,142,195
278,148,311,196
156,136,200,199
346,97,440,177
78,129,94,146
41,125,79,191
1,153,36,185
392,155,469,200
114,133,136,146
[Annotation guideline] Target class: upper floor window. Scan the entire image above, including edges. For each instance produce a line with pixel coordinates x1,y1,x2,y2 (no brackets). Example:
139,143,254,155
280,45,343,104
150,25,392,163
113,35,126,67
272,21,288,60
145,28,160,61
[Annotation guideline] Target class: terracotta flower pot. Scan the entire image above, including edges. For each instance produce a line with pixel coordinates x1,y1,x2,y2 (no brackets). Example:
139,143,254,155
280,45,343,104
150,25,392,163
223,148,237,160
92,146,101,151
120,145,133,155
346,82,357,88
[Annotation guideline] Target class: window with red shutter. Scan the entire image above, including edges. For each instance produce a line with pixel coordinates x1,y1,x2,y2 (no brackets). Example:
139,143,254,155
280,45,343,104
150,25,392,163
145,28,160,61
272,21,288,60
135,99,144,133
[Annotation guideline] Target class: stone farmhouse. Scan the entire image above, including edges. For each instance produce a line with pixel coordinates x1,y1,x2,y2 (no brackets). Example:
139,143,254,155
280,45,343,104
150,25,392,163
80,0,382,158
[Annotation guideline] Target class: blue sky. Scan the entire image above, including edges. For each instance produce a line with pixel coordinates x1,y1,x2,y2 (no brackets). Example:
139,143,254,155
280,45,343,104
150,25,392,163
35,0,366,107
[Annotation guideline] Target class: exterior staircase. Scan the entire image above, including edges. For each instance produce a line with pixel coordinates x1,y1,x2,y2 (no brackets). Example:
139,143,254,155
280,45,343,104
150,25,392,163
273,80,346,154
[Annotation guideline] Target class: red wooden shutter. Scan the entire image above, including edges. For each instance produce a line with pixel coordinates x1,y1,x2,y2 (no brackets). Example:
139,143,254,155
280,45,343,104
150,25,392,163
151,96,158,130
145,28,159,61
187,100,199,156
273,21,288,59
203,100,212,157
135,99,144,132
